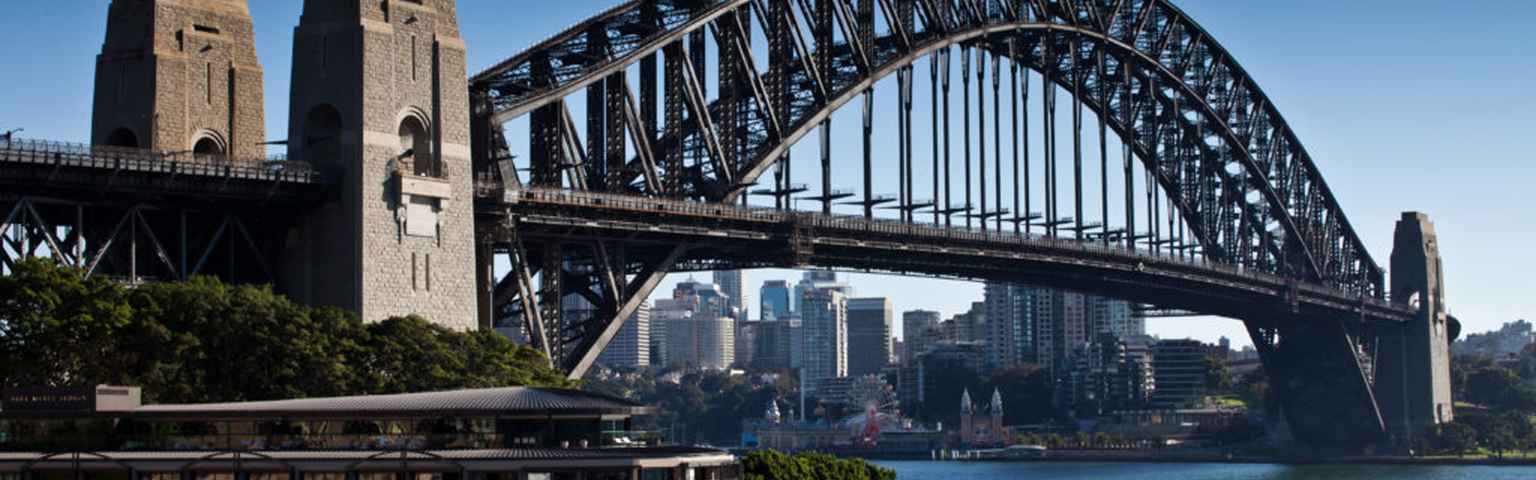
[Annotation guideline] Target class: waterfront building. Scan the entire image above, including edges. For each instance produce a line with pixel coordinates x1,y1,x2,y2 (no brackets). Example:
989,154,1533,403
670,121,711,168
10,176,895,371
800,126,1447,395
1151,339,1213,409
760,280,792,321
596,303,650,370
0,386,736,477
846,297,893,377
799,287,847,393
901,310,941,366
958,388,1007,447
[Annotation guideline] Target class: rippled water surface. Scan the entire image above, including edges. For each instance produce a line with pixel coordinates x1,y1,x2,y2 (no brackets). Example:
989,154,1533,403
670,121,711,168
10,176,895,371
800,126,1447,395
875,461,1536,480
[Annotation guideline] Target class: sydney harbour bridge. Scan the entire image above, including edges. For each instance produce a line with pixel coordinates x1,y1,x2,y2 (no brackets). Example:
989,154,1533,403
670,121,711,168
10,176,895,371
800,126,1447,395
0,0,1453,452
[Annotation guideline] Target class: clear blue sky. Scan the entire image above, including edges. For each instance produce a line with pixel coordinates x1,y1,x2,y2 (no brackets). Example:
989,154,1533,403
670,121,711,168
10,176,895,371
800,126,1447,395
3,1,1532,346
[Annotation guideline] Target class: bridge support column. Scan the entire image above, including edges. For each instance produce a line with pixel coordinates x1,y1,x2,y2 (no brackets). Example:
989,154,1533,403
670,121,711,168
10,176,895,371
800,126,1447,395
1248,315,1387,453
1376,212,1455,446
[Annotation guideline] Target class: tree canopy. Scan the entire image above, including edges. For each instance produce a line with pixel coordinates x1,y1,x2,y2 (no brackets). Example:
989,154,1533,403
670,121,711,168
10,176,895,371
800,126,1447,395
0,258,572,404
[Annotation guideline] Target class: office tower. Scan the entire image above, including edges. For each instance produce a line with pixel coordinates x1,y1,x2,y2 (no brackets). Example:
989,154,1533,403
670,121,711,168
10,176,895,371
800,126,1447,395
847,297,893,376
760,280,792,321
902,310,941,365
714,270,745,320
983,282,1036,371
799,287,847,393
596,304,650,370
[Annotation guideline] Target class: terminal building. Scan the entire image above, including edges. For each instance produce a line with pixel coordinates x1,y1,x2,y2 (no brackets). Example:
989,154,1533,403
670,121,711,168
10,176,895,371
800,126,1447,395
0,386,737,480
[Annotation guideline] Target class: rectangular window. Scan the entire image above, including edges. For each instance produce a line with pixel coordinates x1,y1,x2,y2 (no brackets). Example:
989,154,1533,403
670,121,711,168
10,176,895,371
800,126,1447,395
411,35,418,82
205,62,213,104
194,24,221,35
412,252,419,291
425,253,432,291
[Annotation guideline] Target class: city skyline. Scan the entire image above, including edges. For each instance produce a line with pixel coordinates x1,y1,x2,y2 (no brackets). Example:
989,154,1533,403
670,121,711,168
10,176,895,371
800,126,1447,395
2,1,1530,348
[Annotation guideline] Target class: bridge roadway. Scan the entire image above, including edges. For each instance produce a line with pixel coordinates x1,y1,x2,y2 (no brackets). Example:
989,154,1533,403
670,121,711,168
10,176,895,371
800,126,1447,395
0,139,322,204
489,188,1415,326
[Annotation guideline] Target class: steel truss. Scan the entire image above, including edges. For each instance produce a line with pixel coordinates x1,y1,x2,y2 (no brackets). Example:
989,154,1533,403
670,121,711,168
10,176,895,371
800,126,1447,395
0,196,292,286
471,3,1395,445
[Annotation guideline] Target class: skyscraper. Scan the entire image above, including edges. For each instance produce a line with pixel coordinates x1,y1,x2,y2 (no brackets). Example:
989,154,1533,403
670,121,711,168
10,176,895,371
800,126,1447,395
656,280,736,370
983,282,1036,371
846,297,893,376
902,310,941,365
597,304,650,370
760,280,792,321
799,287,847,393
795,270,849,312
714,270,745,320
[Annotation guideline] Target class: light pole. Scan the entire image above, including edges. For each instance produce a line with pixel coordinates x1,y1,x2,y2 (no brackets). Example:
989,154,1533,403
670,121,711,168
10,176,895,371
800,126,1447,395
1,128,21,148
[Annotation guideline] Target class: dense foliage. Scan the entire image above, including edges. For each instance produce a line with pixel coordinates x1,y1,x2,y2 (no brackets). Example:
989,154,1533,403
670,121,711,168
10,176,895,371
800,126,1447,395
741,450,894,480
0,258,572,403
584,368,796,446
1412,352,1536,457
916,364,1056,426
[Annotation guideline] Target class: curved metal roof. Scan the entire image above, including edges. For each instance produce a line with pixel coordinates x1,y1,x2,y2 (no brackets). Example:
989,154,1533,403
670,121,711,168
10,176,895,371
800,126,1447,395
129,387,652,419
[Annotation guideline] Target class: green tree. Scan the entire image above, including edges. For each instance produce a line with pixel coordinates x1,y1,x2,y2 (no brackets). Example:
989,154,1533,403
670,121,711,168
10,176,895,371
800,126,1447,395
1433,422,1478,457
1,259,571,403
0,258,134,388
742,451,894,480
1204,355,1232,392
1467,366,1521,408
983,365,1057,425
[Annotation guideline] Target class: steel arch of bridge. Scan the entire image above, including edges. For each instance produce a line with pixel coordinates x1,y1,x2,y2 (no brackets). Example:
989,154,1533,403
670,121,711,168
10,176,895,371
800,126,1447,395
470,0,1387,379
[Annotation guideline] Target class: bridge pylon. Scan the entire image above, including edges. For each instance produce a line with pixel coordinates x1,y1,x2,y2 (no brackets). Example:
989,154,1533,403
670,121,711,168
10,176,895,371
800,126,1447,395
281,0,477,329
92,0,266,160
1377,212,1456,445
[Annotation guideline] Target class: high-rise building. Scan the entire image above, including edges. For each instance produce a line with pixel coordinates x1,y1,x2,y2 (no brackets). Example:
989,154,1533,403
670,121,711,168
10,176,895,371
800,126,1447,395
795,270,849,312
902,310,941,365
666,312,736,370
597,304,650,370
1087,296,1137,339
674,277,731,319
714,271,745,320
651,298,692,367
760,280,792,321
654,281,737,370
799,287,847,393
941,302,986,344
754,315,796,370
983,282,1036,371
735,319,760,368
846,298,893,377
1151,339,1211,409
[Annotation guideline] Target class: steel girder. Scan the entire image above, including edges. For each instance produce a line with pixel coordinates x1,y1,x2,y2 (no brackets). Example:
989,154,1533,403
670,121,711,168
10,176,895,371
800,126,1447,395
0,196,283,286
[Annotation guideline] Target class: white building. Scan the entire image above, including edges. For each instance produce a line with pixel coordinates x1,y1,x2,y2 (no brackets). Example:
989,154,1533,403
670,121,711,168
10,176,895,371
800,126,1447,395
799,286,847,393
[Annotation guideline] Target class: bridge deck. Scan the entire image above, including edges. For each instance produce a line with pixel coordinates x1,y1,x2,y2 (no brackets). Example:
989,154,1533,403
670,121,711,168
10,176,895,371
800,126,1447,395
484,188,1414,325
0,139,322,203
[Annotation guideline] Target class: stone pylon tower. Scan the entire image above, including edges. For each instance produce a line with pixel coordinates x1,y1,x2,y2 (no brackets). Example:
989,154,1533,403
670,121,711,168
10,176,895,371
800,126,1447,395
92,0,265,161
283,0,476,329
1378,212,1454,443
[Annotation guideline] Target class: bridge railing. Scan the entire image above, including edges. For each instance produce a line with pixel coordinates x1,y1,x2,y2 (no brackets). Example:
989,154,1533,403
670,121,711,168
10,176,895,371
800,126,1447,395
504,188,1405,314
0,137,322,184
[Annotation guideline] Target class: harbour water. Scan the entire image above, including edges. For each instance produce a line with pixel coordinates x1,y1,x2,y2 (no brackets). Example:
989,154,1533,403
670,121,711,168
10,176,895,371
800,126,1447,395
874,461,1536,479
